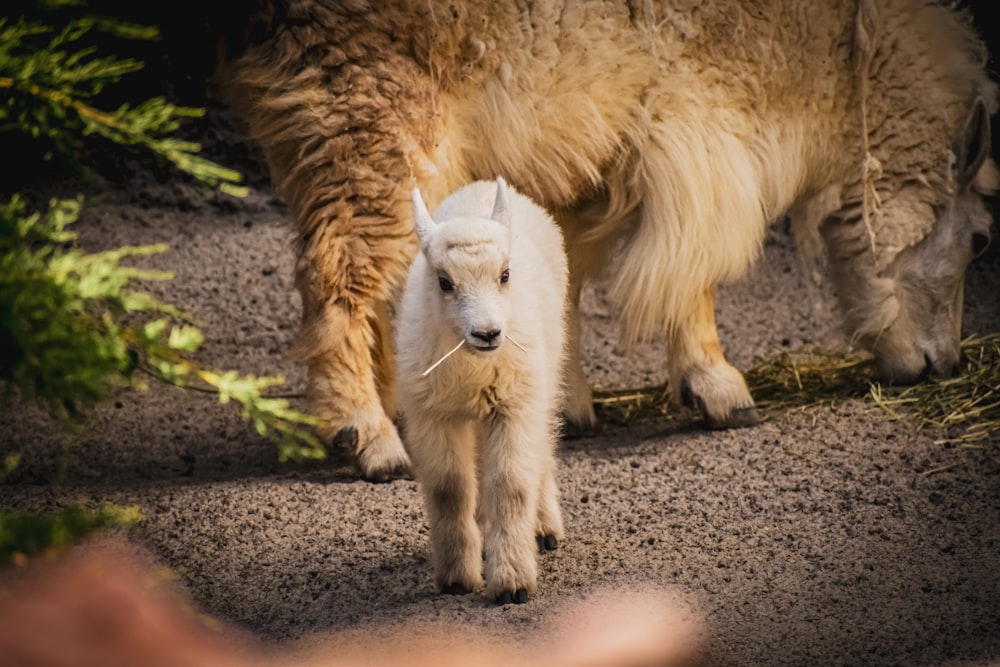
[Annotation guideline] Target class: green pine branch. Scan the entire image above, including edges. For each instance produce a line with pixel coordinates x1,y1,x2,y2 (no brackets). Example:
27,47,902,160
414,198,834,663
0,15,246,194
0,10,326,464
0,196,326,461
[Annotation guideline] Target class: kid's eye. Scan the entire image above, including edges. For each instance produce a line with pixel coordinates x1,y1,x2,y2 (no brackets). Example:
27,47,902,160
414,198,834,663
438,276,454,293
500,268,510,284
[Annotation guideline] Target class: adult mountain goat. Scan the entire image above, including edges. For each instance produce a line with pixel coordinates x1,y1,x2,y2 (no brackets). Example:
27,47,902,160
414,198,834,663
398,179,567,604
229,0,998,480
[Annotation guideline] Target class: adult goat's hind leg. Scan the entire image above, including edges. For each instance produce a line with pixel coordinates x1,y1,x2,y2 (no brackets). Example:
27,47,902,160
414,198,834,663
295,236,412,483
557,212,609,434
562,276,599,433
669,288,760,429
230,22,442,482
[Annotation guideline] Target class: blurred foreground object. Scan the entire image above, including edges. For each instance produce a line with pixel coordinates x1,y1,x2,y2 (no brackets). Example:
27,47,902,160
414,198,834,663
0,539,252,667
0,538,703,667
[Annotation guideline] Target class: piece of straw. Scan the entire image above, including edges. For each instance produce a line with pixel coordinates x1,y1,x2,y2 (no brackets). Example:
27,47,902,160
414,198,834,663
505,334,527,352
421,340,465,377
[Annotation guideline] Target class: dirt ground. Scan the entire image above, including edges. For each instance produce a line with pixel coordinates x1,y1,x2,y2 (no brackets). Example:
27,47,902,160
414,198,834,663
2,90,1000,666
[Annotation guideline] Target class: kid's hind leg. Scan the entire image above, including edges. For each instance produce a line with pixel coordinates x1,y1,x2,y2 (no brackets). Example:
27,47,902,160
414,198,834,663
535,453,564,553
408,418,483,595
669,288,760,429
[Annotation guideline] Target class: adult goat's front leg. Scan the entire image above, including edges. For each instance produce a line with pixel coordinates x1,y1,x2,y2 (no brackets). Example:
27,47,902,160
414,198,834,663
669,288,760,430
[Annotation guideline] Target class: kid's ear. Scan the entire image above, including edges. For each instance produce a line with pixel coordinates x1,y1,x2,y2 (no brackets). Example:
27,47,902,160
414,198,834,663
412,187,436,246
491,177,512,229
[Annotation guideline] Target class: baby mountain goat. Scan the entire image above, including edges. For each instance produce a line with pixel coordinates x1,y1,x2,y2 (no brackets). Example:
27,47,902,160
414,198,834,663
397,179,568,605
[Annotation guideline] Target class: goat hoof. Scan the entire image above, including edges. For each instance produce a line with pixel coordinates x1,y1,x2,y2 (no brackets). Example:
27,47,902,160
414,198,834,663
441,582,472,596
537,534,559,552
560,416,600,439
704,406,761,430
359,461,411,484
332,426,359,449
349,426,413,483
335,427,392,482
679,379,697,408
495,588,529,605
679,375,760,430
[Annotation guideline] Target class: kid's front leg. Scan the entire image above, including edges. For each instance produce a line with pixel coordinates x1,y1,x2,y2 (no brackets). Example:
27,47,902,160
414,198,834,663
478,413,544,604
408,417,483,595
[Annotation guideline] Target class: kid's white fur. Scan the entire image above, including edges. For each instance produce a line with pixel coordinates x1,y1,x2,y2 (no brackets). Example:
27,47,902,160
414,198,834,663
396,178,568,603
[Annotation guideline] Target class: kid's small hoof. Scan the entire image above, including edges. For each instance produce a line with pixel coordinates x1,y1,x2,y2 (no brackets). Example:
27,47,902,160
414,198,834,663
704,406,761,430
495,588,529,605
441,582,473,595
537,534,559,552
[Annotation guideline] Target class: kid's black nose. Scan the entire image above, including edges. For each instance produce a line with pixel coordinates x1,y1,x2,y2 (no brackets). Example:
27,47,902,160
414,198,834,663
471,328,501,344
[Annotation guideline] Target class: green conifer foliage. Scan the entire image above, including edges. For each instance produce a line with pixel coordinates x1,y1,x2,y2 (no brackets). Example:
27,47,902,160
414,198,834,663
0,13,246,194
0,8,326,464
0,504,142,565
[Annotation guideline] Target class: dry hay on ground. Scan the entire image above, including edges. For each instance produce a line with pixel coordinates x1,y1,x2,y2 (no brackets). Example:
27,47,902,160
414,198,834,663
591,334,1000,446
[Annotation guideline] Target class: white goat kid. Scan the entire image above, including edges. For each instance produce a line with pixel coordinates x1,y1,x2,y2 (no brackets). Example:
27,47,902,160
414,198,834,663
397,178,567,605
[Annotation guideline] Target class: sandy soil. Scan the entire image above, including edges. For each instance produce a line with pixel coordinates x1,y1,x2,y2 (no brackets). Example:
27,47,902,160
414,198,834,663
1,93,999,666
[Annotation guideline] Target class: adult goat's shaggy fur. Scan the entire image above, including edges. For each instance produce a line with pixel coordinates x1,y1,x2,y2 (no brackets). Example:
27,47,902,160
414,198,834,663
397,179,567,604
228,0,997,479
